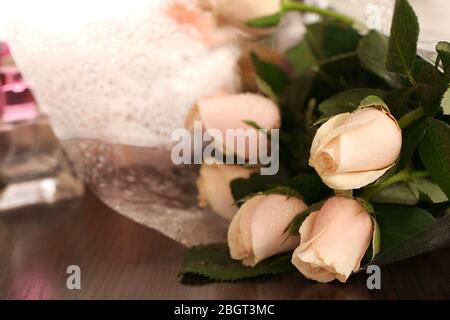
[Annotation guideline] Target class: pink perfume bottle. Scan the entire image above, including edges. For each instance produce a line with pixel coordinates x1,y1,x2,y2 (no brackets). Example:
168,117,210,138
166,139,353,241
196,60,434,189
0,42,84,211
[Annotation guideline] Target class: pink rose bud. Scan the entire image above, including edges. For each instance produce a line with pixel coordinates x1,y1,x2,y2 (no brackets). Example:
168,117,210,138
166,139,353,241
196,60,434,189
197,162,254,219
198,93,281,160
228,194,307,266
309,107,402,190
292,196,373,283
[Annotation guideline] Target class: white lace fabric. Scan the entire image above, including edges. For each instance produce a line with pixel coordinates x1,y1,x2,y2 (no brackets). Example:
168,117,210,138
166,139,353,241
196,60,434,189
2,0,241,147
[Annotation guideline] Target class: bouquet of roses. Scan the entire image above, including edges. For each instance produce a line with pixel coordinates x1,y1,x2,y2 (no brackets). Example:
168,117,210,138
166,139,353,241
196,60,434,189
178,0,450,283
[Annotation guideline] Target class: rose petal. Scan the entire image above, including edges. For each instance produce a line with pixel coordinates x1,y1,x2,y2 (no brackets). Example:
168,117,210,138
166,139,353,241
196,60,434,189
228,195,260,260
198,162,253,219
308,198,373,280
198,93,280,159
335,108,402,173
248,194,306,265
198,93,280,132
321,164,393,190
292,246,336,283
310,113,350,157
210,0,281,26
228,194,306,266
292,197,373,283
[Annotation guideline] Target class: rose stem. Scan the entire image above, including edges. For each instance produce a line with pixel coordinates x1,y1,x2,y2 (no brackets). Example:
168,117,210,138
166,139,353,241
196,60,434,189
398,107,426,129
282,0,355,26
361,169,429,201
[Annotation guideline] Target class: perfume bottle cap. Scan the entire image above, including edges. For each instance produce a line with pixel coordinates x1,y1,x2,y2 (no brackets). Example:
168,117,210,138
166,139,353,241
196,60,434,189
0,42,38,123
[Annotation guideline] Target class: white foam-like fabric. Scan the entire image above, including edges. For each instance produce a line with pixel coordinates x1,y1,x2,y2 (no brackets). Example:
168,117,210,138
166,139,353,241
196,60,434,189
1,0,241,147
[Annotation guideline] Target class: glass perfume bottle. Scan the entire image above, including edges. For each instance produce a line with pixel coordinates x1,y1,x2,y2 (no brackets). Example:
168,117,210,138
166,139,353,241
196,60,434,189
0,42,84,211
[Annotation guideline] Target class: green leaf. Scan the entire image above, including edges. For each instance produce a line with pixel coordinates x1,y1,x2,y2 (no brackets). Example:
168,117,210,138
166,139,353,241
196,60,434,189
371,183,418,205
359,95,389,111
356,197,380,262
255,76,278,102
242,119,263,130
408,179,449,204
355,197,375,214
319,52,389,89
284,174,332,204
318,52,357,80
357,30,401,87
236,186,303,205
305,21,361,61
373,204,435,256
178,243,295,282
286,40,318,76
251,53,289,98
436,41,450,82
370,215,381,261
231,174,286,204
411,56,434,79
386,0,419,78
286,201,325,236
422,202,450,218
419,118,450,198
318,88,387,117
262,186,302,198
282,71,316,127
397,118,427,170
376,204,436,244
367,206,450,268
246,12,282,28
231,173,331,205
441,87,450,115
371,178,448,205
287,127,315,172
384,87,413,118
416,64,447,116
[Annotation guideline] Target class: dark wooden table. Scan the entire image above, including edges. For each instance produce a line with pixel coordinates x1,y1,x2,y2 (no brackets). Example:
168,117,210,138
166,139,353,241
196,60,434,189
0,189,449,300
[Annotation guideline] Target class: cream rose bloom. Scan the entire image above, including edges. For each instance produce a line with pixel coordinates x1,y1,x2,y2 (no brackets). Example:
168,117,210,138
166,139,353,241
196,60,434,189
197,93,281,160
291,196,373,283
228,194,307,266
206,0,281,28
197,162,254,219
309,107,402,190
